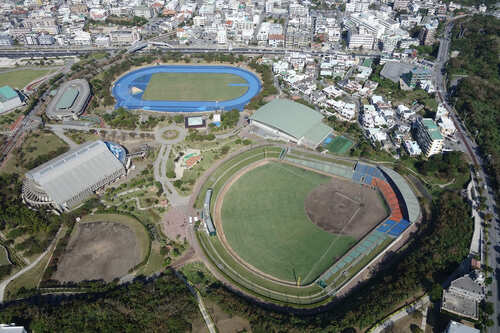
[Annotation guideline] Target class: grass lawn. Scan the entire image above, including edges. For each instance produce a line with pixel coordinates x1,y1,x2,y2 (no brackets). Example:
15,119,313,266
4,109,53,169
137,241,165,276
142,73,248,101
0,109,23,131
221,162,356,284
1,129,69,175
5,225,68,301
326,136,353,154
0,245,10,265
64,129,99,144
80,214,150,262
0,69,54,89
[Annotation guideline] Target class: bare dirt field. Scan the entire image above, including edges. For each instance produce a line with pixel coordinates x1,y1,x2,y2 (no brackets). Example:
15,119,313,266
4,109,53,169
305,178,388,240
53,222,142,283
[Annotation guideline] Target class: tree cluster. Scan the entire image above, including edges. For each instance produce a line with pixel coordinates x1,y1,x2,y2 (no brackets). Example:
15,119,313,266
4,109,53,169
0,270,198,332
448,15,500,205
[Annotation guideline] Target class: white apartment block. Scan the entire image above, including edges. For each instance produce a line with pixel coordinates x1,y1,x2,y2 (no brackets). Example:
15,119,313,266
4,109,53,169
413,118,444,157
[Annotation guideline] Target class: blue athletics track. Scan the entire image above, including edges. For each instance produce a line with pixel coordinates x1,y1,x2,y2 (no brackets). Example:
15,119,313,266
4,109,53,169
112,65,261,112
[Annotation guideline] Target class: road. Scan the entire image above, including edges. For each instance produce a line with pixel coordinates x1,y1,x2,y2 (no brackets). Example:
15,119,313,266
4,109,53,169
0,227,63,303
0,44,383,59
434,17,499,330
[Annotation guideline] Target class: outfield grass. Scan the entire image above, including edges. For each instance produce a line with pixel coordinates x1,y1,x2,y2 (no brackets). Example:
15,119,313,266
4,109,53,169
194,146,282,208
326,136,353,154
142,73,248,101
221,162,356,284
0,69,54,89
199,232,323,300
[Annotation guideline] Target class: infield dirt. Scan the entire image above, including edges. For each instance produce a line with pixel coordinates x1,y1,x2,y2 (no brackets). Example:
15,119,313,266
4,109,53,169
52,222,142,283
305,178,388,240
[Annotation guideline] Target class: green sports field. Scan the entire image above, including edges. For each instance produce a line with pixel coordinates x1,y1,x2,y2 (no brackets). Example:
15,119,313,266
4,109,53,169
0,69,54,90
221,162,356,284
326,136,353,154
141,73,248,101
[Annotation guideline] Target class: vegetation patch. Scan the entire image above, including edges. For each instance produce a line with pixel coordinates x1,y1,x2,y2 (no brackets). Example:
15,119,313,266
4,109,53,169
0,69,54,89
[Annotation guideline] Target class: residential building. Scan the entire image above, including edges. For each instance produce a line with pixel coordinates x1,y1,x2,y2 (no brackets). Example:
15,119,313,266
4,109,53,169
413,118,443,157
347,29,374,49
0,34,13,46
444,321,479,333
403,140,421,156
442,275,484,321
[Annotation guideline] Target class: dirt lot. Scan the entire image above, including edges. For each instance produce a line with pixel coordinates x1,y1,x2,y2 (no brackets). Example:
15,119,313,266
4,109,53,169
305,178,388,240
52,222,142,283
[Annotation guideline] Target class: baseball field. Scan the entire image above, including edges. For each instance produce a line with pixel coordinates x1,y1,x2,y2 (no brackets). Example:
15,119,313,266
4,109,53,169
219,161,389,285
142,73,249,101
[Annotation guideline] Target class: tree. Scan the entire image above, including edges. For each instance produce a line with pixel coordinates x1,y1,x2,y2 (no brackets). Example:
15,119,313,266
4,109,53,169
410,324,423,333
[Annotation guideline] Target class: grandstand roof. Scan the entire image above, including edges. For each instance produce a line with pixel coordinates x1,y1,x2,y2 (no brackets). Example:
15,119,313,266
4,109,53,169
250,99,331,146
26,140,125,207
56,87,79,109
379,166,421,222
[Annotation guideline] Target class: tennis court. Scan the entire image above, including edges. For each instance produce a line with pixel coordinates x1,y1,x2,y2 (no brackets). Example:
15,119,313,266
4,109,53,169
325,136,353,154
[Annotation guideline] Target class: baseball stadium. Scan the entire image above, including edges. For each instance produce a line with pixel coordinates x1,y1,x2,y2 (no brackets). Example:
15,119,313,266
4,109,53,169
196,146,420,305
112,65,261,112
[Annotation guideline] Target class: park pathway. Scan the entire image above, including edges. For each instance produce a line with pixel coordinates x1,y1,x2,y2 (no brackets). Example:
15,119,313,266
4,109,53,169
0,227,63,303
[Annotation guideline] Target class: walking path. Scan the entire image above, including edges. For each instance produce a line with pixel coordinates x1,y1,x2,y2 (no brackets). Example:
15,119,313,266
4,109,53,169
0,226,63,303
368,295,429,333
49,125,78,149
197,290,217,333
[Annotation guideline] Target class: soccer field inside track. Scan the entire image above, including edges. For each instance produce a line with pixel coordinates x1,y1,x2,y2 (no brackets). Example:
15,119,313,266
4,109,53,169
326,136,353,154
142,73,248,102
112,65,261,112
220,162,356,284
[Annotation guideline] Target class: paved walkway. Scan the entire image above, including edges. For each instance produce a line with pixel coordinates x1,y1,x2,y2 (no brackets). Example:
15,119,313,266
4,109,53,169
0,226,63,303
48,125,78,149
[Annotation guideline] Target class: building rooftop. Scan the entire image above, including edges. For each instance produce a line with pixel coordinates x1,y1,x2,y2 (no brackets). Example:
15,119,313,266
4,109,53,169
451,275,483,295
0,86,18,102
26,140,125,207
250,99,326,141
56,87,79,109
421,118,443,140
446,321,479,333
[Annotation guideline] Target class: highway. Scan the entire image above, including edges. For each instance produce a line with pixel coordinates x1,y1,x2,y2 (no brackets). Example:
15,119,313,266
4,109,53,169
0,44,382,59
434,17,499,330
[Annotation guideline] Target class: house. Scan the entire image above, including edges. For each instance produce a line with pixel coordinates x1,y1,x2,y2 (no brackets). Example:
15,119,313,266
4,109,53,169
403,140,421,156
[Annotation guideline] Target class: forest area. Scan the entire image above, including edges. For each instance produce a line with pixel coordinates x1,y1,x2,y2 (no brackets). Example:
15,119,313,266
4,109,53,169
0,270,199,332
447,15,500,204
